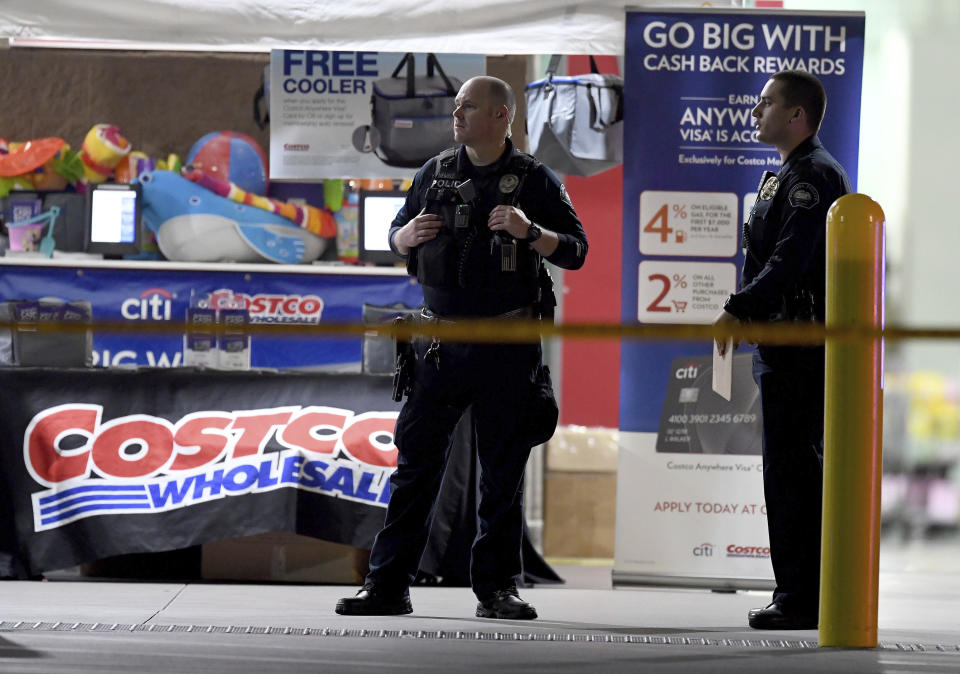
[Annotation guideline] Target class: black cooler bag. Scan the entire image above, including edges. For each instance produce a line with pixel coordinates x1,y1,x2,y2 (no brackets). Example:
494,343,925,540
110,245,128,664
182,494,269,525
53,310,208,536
371,53,461,168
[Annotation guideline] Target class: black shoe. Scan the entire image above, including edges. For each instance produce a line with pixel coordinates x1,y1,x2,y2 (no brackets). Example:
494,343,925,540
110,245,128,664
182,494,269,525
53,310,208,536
748,602,817,630
476,588,537,620
336,584,412,616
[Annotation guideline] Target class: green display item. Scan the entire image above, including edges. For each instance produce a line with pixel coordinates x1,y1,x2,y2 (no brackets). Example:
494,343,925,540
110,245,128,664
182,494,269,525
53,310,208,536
324,179,345,212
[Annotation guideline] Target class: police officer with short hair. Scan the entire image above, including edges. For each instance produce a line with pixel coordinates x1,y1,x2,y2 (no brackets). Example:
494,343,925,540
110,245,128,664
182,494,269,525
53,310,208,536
336,75,587,620
715,70,851,630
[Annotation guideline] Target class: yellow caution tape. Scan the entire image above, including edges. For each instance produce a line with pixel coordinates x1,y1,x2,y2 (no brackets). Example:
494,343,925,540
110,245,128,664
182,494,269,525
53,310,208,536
1,318,957,345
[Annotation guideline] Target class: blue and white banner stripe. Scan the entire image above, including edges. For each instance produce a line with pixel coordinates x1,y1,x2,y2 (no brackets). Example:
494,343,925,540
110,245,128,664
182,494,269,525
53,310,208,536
35,484,151,528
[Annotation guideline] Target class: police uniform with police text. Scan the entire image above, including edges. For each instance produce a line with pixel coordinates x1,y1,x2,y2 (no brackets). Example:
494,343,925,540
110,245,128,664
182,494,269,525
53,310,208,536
364,138,588,602
723,134,851,616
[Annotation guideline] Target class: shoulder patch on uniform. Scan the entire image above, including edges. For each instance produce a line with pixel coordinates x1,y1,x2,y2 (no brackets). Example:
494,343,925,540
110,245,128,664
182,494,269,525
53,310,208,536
788,182,820,209
560,184,573,207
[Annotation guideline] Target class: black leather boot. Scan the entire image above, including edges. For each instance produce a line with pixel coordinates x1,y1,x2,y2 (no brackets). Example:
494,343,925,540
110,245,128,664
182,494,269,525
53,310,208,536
336,584,413,616
475,588,537,620
748,602,817,629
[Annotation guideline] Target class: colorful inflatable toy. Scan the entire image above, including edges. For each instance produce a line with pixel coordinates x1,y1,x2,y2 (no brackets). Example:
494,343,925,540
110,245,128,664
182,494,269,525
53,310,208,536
80,124,132,183
182,168,335,239
186,131,268,195
136,170,327,264
0,138,83,196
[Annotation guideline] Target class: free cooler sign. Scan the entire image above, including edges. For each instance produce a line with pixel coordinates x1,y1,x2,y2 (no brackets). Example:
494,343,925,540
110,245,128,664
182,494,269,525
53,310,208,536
270,51,484,179
615,8,864,588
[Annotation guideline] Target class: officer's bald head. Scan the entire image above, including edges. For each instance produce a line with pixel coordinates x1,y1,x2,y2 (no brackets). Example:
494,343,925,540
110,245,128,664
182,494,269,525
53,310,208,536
464,75,516,138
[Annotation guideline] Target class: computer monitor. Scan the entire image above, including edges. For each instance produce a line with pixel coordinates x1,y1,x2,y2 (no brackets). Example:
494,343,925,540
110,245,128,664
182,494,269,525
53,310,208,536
358,189,407,265
85,182,142,258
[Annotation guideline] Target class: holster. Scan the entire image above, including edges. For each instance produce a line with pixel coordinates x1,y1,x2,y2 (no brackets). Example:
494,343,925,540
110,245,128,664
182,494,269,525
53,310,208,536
535,265,558,321
776,286,819,323
521,363,559,447
391,315,417,402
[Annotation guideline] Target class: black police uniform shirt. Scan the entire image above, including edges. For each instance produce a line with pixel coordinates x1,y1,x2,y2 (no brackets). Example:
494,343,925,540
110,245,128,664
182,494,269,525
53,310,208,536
388,138,588,317
724,135,851,323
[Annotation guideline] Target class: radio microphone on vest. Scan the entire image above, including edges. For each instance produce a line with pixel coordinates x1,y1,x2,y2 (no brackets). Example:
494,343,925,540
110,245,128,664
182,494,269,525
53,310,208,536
456,179,477,204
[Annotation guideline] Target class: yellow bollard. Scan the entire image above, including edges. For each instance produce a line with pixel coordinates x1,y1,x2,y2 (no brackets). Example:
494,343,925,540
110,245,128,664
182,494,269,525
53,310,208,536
819,193,885,648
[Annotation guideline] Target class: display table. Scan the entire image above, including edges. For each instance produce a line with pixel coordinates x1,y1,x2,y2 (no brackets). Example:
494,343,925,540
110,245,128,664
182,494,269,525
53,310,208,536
0,367,559,586
0,257,422,370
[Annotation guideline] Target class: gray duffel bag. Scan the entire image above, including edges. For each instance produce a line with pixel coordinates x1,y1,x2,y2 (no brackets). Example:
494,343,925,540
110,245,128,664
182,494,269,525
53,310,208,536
525,55,623,177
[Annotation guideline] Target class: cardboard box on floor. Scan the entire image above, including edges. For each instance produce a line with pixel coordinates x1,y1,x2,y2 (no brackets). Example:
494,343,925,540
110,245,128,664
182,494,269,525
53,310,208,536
202,532,370,584
543,426,618,559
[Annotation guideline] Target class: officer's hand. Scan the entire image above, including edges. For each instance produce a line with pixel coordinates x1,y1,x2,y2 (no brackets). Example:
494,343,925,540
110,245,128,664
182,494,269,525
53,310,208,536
713,310,741,357
488,205,531,239
394,208,443,255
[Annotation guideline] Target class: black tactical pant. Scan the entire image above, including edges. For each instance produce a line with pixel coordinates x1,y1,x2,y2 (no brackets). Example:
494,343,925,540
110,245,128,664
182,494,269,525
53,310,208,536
366,337,542,601
753,345,825,614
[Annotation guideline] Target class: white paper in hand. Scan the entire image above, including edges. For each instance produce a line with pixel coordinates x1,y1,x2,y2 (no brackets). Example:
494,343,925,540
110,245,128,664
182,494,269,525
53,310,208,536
712,338,733,401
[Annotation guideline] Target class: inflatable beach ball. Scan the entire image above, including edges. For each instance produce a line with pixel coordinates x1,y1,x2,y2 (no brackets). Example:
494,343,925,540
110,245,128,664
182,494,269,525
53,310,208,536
186,131,268,195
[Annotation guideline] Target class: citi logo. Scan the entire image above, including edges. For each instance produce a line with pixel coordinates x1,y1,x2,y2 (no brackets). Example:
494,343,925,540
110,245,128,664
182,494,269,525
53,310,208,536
675,364,699,379
121,288,173,321
693,542,713,557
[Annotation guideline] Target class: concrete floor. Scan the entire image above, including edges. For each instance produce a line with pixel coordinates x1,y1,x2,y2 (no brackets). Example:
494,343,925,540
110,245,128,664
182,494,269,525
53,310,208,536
1,539,959,673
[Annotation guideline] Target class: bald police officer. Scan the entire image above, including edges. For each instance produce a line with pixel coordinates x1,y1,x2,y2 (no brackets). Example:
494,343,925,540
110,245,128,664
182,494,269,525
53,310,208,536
337,75,588,620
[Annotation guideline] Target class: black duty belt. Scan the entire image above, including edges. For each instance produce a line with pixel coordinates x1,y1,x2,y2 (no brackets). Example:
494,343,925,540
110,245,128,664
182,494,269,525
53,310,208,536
420,306,534,323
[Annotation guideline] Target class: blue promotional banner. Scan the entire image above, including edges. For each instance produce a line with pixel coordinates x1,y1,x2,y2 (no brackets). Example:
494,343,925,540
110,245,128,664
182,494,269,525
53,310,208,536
614,8,865,589
620,8,864,433
0,261,422,370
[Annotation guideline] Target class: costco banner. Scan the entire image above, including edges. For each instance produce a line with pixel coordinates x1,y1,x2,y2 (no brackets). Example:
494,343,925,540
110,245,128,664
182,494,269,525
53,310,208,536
616,8,864,588
0,368,400,576
0,262,422,370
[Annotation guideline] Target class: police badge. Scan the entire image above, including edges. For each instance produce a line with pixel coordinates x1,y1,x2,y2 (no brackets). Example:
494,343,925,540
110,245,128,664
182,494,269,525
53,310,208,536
498,174,519,194
759,175,779,200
